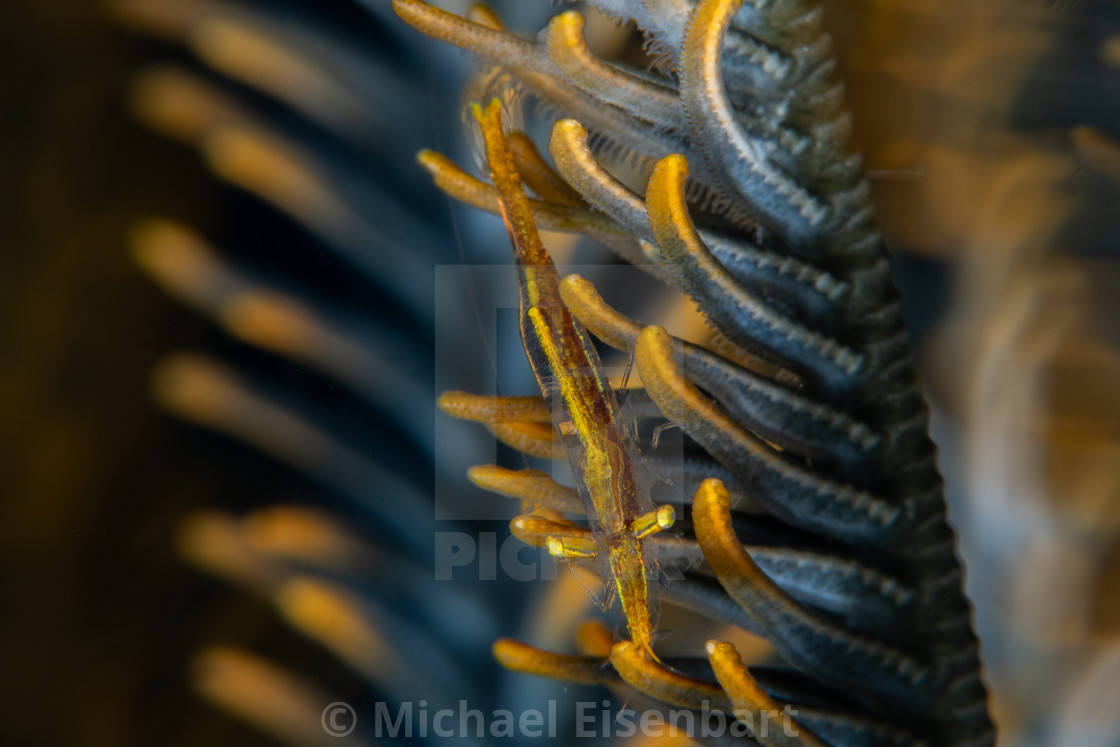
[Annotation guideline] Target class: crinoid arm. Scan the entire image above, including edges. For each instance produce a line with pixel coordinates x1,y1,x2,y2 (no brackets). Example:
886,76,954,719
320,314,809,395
405,0,996,743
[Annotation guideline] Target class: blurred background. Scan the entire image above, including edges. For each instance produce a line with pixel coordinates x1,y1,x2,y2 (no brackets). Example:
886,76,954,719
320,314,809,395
1,0,1118,745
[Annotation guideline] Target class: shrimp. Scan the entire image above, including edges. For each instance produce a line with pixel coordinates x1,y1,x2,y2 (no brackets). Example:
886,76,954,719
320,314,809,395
473,99,674,660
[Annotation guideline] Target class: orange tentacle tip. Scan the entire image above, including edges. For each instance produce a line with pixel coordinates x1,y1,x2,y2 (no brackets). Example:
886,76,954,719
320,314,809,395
437,390,550,423
491,638,615,685
706,639,827,747
466,465,583,514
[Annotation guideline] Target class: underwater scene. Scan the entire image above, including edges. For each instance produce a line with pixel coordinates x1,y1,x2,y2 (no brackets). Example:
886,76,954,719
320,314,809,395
1,1,1119,745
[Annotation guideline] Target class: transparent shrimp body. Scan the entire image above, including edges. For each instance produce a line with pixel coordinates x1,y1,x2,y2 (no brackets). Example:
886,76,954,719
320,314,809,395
474,99,674,659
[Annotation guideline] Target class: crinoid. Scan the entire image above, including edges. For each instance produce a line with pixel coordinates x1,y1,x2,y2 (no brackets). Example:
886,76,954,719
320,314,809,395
399,0,995,744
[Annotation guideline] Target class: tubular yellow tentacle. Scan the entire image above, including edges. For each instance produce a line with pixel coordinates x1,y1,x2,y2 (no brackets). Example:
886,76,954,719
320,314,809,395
508,131,584,207
546,12,684,132
492,639,616,685
707,640,826,747
561,273,784,380
635,325,897,534
610,641,732,711
558,274,643,352
392,0,552,74
438,391,551,423
466,465,583,514
417,148,642,260
486,421,565,460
